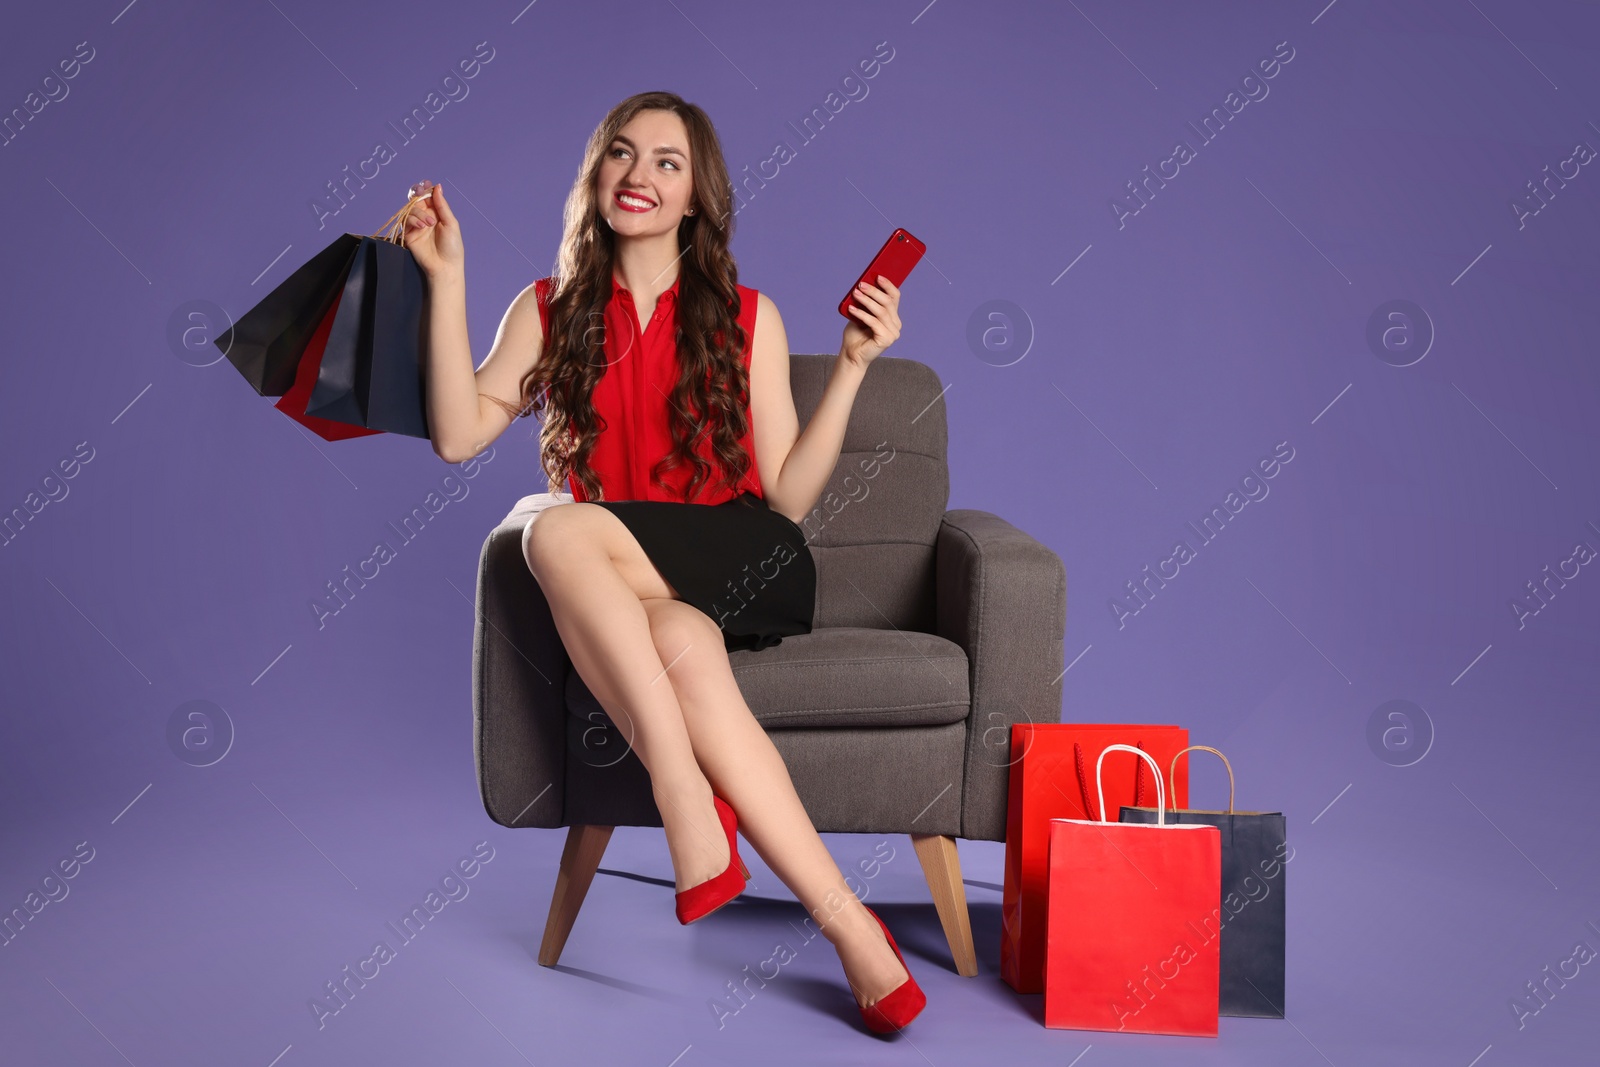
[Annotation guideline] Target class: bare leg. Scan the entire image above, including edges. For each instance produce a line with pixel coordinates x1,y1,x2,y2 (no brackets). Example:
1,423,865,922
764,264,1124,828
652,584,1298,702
522,503,730,891
640,597,913,1008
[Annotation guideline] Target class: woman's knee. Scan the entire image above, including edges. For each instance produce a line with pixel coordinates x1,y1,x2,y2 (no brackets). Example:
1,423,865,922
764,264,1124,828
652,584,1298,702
643,600,723,672
522,502,599,576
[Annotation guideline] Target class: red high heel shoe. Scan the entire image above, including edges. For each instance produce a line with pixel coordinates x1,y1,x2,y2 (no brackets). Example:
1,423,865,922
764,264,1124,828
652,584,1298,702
855,906,927,1034
674,793,751,925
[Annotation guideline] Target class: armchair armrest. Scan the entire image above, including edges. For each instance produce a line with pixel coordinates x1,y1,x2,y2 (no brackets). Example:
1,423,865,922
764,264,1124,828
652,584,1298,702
935,509,1066,841
472,499,572,829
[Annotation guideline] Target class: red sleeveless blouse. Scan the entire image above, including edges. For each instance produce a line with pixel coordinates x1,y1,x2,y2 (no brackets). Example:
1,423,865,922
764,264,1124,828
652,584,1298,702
532,273,764,505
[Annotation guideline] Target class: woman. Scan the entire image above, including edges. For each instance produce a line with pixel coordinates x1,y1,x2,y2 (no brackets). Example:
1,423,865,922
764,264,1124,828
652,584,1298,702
409,91,924,1035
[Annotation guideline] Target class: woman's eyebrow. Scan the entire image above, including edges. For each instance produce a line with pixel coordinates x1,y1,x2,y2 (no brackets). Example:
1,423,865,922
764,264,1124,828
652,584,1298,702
613,134,686,159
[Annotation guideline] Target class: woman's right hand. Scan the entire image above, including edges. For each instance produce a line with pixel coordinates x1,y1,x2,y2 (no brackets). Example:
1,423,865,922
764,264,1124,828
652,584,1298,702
402,181,464,280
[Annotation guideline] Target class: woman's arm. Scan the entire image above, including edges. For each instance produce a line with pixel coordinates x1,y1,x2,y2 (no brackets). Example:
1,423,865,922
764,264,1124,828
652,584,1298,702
426,272,545,464
749,289,886,526
403,181,544,464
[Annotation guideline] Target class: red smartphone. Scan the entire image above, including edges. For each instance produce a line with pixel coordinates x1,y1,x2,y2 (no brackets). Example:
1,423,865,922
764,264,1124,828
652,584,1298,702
840,227,925,319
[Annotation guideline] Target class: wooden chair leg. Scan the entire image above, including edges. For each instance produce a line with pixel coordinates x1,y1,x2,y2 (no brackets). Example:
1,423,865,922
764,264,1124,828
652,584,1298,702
910,832,979,977
538,824,613,967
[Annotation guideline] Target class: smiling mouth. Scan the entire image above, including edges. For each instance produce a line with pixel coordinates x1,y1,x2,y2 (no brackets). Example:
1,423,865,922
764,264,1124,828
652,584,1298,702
615,191,655,211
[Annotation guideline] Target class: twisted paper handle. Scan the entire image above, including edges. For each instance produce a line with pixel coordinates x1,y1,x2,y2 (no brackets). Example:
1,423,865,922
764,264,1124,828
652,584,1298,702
1096,745,1166,825
1075,740,1147,820
1169,745,1235,814
370,187,433,245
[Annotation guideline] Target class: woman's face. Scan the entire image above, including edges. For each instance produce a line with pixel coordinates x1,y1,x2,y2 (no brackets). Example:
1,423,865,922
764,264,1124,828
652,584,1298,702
597,109,695,236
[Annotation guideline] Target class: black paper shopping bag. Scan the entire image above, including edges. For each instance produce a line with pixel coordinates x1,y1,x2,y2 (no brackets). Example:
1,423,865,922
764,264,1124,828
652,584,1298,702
216,234,362,398
216,194,433,439
1120,746,1289,1019
272,286,380,441
302,232,430,438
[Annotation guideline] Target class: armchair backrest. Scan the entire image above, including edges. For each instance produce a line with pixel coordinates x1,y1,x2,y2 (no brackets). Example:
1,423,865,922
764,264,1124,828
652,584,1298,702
788,354,949,633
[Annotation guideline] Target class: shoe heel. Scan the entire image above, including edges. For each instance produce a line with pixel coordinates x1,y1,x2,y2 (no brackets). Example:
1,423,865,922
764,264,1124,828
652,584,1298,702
857,906,927,1034
674,793,750,925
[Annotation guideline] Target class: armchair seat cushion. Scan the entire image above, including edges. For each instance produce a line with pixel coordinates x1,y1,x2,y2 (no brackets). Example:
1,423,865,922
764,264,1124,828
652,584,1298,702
566,625,971,733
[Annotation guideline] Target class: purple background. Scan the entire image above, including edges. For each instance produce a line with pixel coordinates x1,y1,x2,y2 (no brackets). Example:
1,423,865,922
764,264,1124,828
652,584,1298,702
3,1,1597,1063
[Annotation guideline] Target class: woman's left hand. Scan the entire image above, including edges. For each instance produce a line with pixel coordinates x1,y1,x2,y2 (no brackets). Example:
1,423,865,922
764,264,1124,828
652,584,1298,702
841,275,901,370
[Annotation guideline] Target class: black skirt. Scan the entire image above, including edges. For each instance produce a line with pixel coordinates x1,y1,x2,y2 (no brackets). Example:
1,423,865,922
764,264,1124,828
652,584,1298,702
592,490,816,652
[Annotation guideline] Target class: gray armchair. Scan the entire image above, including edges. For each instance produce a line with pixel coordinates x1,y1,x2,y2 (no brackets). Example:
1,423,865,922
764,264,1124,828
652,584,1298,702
471,354,1065,976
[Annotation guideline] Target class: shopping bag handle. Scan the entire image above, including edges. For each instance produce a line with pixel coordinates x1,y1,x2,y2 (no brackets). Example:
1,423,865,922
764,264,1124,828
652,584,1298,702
1169,745,1235,814
1074,739,1150,821
369,189,433,245
1096,744,1165,826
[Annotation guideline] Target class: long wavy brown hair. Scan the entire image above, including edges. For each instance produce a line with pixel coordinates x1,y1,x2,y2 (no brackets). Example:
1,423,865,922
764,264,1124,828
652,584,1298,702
494,91,753,503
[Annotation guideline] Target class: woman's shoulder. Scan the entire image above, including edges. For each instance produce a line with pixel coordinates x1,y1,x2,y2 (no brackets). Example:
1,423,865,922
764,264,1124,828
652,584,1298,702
527,276,554,340
734,282,766,325
734,281,777,307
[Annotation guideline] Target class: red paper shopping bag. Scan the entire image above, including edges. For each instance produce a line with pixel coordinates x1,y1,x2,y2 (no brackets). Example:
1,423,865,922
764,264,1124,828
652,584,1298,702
1045,745,1221,1036
273,288,381,441
1001,723,1190,993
